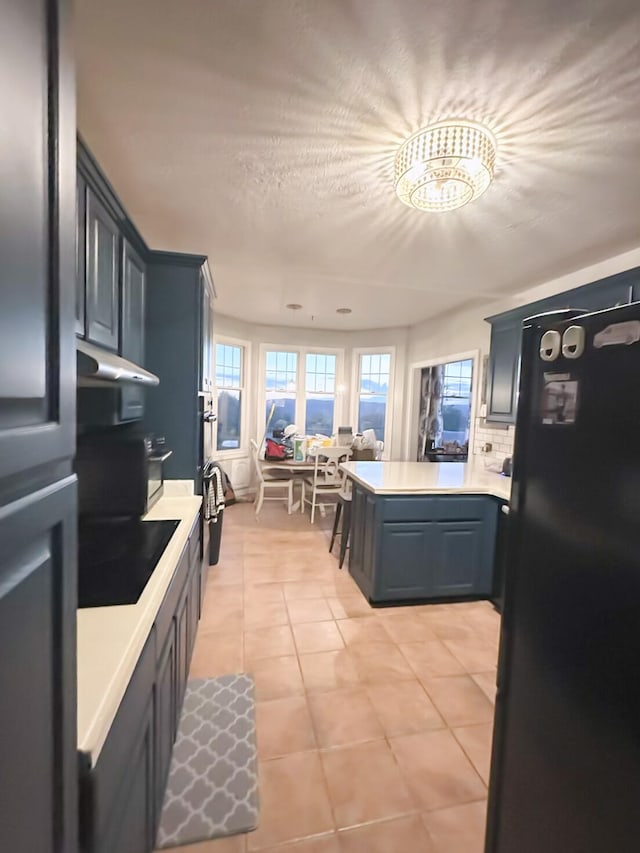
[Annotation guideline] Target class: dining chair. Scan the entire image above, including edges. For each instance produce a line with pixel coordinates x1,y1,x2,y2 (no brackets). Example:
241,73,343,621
302,446,352,524
250,438,294,516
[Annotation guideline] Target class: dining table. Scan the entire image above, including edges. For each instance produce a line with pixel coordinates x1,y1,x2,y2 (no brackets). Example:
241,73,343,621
259,457,317,512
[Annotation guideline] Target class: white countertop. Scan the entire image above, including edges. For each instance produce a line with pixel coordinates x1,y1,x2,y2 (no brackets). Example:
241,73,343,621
77,494,202,764
342,461,511,501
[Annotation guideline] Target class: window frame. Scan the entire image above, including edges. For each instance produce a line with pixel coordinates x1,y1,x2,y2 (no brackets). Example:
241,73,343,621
351,346,395,456
213,335,250,458
258,344,345,442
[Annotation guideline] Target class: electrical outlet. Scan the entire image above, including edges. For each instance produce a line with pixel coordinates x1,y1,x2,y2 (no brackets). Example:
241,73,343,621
482,442,493,453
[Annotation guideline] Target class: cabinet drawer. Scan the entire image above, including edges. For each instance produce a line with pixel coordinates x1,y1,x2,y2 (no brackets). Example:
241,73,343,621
379,496,437,522
436,496,488,521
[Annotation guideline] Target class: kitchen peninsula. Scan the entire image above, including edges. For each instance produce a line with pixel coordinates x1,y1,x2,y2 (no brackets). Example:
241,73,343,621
342,461,510,604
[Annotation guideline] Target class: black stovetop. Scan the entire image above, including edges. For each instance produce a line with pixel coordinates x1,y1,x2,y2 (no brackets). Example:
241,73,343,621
78,517,180,608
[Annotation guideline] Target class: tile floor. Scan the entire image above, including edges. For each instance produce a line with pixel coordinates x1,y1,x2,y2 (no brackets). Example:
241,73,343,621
161,500,500,853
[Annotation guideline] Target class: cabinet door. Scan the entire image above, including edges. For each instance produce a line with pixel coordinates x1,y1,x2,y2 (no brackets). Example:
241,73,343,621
378,522,435,599
433,521,485,596
86,188,120,351
98,699,155,853
485,321,521,424
175,585,189,730
76,174,87,336
348,486,365,578
0,0,75,484
187,562,199,661
120,240,146,420
0,478,77,853
155,625,177,817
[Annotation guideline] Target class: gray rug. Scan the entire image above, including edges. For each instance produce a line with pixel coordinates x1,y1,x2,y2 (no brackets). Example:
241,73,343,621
156,673,259,849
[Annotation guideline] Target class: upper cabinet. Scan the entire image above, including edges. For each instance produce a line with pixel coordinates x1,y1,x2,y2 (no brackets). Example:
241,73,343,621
120,241,146,421
85,189,120,351
485,269,640,424
485,320,521,425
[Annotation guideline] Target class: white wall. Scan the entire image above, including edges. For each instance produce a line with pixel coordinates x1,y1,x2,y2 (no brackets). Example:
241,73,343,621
403,245,640,459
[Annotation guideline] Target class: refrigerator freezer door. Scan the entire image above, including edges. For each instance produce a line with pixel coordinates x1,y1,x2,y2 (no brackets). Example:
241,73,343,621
486,302,640,853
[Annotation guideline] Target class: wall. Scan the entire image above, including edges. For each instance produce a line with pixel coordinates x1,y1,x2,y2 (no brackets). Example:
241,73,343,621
404,245,640,460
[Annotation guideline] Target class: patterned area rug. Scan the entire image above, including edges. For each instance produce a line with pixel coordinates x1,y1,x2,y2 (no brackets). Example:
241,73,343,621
156,673,259,849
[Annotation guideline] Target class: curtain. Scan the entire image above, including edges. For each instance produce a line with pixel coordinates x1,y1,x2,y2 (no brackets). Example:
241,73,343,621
417,365,444,461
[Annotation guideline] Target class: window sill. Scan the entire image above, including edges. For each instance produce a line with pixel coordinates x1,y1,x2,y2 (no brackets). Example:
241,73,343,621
213,449,248,461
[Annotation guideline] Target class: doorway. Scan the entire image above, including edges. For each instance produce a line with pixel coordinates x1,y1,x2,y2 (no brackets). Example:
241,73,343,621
416,358,474,461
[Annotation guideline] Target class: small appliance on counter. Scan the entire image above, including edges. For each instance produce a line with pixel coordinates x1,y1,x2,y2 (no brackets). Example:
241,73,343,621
75,430,178,608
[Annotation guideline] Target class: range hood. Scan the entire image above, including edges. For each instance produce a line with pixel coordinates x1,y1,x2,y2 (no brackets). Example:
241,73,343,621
77,340,159,387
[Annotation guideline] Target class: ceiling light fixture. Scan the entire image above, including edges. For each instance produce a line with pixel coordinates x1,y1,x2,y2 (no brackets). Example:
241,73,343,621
286,303,303,310
336,307,352,314
394,119,496,212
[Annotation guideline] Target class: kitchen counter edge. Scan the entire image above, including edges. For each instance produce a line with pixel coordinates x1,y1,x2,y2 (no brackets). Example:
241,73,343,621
76,495,202,764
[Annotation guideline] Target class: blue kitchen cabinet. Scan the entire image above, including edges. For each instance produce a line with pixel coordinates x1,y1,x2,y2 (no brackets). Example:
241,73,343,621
0,2,78,851
485,320,521,424
120,240,147,421
485,269,638,425
86,187,121,352
349,488,498,603
378,522,436,599
434,520,487,596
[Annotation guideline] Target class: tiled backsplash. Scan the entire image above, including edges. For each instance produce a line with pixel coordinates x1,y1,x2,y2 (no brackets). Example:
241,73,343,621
472,419,515,463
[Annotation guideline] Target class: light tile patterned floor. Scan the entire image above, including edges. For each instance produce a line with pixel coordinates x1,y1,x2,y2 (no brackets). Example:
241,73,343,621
161,500,499,853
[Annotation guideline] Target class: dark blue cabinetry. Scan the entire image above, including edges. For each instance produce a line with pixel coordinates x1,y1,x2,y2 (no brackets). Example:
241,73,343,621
485,268,639,424
0,2,77,851
79,516,202,853
144,253,215,481
86,188,121,352
120,241,147,421
349,488,498,603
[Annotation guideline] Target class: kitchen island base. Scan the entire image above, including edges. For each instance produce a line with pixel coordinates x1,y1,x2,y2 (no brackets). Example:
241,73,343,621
349,486,499,604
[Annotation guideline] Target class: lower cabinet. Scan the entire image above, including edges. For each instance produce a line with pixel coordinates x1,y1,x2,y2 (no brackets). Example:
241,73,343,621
79,514,202,853
155,625,177,816
349,488,499,603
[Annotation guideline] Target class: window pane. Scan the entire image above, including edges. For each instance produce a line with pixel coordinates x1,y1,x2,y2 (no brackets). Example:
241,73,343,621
361,354,371,375
306,395,335,435
358,395,386,442
217,390,241,450
265,394,296,438
215,343,242,388
266,351,277,370
306,353,316,373
380,353,391,373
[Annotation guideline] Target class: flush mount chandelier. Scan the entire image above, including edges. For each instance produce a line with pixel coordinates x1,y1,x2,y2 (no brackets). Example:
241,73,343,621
394,119,497,212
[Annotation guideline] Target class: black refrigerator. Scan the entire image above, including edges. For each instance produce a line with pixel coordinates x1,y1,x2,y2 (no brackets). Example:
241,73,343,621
485,303,640,853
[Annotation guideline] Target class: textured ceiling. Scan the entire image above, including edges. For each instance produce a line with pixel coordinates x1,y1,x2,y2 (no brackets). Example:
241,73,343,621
76,0,640,330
